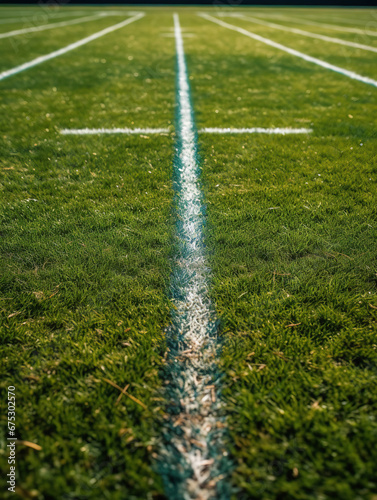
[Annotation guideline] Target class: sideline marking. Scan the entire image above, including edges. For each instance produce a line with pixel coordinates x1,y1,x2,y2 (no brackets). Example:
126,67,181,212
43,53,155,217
0,13,122,39
229,14,377,53
0,13,144,82
199,13,377,88
159,13,229,500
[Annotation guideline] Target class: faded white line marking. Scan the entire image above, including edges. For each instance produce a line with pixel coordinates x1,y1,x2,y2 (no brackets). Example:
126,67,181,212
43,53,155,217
0,13,144,82
0,11,90,25
230,14,377,53
0,13,120,40
260,12,377,37
199,13,377,88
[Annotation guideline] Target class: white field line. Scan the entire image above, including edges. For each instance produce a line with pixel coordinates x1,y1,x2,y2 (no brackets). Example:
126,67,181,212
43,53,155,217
160,32,196,37
60,127,170,135
300,14,372,27
0,13,144,82
160,13,227,500
0,11,90,25
267,13,377,37
200,127,312,134
0,8,87,15
230,14,377,53
60,126,311,135
323,14,377,27
222,12,377,37
0,13,119,39
199,13,377,88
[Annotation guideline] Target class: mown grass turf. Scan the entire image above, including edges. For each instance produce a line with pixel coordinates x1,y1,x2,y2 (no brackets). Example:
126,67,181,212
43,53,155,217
0,136,173,500
183,9,377,500
0,10,175,499
0,5,377,500
201,135,377,499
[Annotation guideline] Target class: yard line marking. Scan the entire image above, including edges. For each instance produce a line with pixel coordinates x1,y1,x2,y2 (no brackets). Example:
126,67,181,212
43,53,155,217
0,13,119,39
229,14,377,53
160,32,196,37
199,13,377,88
60,127,170,135
200,127,312,134
159,13,229,500
0,13,144,82
60,126,311,135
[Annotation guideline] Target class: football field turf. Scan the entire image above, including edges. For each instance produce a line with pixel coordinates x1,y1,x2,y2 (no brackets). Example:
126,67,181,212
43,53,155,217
0,5,377,500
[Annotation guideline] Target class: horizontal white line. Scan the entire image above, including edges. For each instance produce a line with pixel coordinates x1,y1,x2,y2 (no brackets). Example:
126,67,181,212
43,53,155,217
0,13,115,39
232,14,377,53
60,127,170,135
0,13,144,82
60,127,312,135
199,13,377,88
160,33,196,37
200,127,313,134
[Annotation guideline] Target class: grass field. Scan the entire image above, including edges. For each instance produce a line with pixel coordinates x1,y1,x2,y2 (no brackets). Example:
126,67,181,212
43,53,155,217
0,5,377,500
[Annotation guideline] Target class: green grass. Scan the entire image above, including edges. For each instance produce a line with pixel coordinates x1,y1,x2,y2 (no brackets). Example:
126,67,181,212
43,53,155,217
0,10,175,499
1,5,377,500
200,135,377,499
185,10,377,500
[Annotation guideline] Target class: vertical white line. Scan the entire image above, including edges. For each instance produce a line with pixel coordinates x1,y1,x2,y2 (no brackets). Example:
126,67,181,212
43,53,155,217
160,13,228,500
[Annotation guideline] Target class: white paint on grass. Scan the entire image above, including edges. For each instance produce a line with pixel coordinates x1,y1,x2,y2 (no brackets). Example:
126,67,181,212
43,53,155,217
230,14,377,53
0,11,90,25
200,127,312,134
0,13,118,40
160,13,227,500
60,126,311,136
199,13,377,88
267,12,377,37
160,32,196,37
60,127,170,135
323,14,377,27
0,13,144,82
